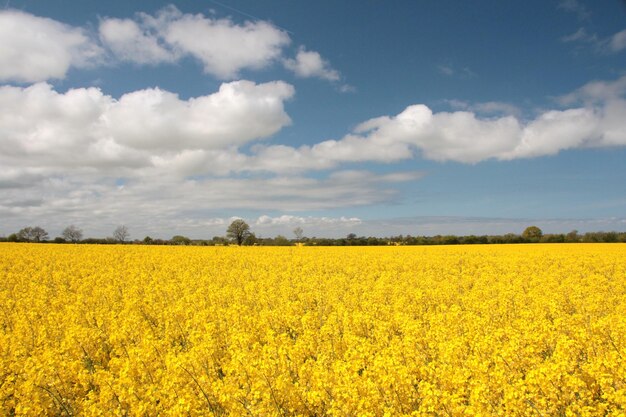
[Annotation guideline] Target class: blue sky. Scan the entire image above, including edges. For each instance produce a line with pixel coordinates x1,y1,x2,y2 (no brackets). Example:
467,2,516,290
1,0,625,239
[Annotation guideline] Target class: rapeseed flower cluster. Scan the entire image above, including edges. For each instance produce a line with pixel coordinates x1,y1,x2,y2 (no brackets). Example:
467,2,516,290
0,243,624,416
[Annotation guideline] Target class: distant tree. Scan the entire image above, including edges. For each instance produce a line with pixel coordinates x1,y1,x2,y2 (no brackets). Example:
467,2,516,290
541,234,565,243
62,225,83,243
244,232,258,246
16,227,31,242
32,227,48,242
17,226,49,242
171,235,191,245
7,233,19,242
565,230,579,243
53,237,66,243
347,233,357,240
226,219,251,245
143,236,154,245
273,235,291,246
293,227,304,242
522,226,543,242
113,225,130,243
211,236,228,245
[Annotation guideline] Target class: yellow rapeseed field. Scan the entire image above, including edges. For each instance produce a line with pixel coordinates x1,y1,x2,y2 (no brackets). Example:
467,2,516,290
0,243,625,416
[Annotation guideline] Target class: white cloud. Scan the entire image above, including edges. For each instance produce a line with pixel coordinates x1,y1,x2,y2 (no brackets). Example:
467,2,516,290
105,80,294,150
283,47,340,81
99,18,176,64
140,75,626,172
98,5,291,79
3,75,626,182
3,69,626,237
99,7,345,83
500,108,600,159
0,170,411,238
255,215,361,227
339,100,626,163
558,74,626,104
199,77,626,169
0,9,102,82
437,64,475,78
318,105,521,164
608,29,626,52
0,80,294,176
163,10,290,79
445,99,521,117
0,6,341,84
294,76,626,164
561,27,596,44
338,84,356,93
560,26,626,55
0,77,418,236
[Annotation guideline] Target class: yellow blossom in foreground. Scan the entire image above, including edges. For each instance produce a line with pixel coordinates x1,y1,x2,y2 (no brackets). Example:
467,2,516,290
0,243,625,416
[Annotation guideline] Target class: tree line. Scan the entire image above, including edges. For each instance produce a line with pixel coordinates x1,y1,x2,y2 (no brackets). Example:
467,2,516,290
1,221,625,246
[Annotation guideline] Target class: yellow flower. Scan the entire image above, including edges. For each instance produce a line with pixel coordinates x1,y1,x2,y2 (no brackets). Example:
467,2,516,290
0,243,624,415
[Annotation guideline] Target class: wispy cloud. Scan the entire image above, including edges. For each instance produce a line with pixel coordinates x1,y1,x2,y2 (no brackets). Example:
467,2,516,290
437,64,475,79
561,26,626,55
557,0,591,20
561,27,597,44
445,99,521,117
437,65,454,76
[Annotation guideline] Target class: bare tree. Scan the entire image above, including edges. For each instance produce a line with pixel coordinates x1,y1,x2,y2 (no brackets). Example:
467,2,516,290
17,226,49,242
113,225,130,243
293,226,304,242
16,227,32,242
62,225,83,243
226,219,251,245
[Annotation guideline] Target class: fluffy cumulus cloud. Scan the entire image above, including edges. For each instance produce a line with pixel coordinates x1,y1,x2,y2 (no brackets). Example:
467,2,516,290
0,76,416,235
349,105,522,163
5,75,622,181
558,75,626,105
0,9,102,82
0,6,340,83
283,47,340,81
267,76,626,165
0,80,294,176
229,76,626,168
98,6,345,81
162,9,290,78
99,18,176,65
99,5,291,79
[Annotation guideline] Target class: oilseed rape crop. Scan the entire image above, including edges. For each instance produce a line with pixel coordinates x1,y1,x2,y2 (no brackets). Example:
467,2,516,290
0,243,625,416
